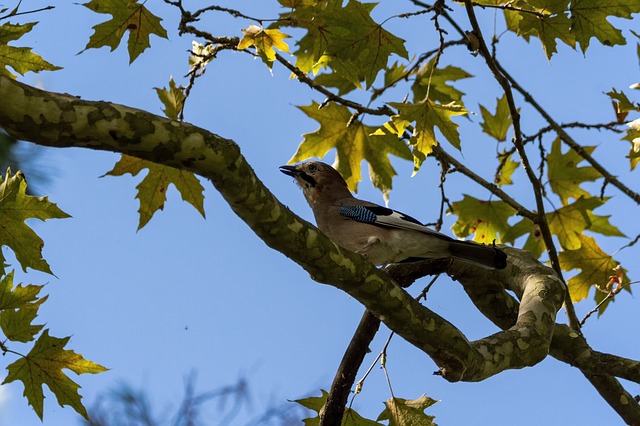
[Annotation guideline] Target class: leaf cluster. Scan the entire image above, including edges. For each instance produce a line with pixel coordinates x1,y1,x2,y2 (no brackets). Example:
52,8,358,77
0,169,106,420
296,390,438,425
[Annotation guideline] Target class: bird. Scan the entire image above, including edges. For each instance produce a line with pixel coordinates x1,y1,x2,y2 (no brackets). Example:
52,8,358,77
280,161,507,269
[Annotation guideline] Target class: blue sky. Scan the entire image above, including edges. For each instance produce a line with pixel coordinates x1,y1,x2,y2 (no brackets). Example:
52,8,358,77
2,1,640,425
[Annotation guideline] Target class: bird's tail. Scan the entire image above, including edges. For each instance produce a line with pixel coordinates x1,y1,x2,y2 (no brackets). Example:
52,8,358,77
448,240,507,269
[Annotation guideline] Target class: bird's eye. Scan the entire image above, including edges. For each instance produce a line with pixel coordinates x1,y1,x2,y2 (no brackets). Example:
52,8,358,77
307,163,318,173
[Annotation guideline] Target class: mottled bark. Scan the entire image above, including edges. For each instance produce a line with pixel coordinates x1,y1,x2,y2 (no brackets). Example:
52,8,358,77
0,75,633,393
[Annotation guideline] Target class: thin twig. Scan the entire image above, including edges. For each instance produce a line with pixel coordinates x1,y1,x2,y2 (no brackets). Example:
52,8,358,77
0,5,54,20
470,1,546,18
522,121,623,144
274,53,395,116
431,144,537,221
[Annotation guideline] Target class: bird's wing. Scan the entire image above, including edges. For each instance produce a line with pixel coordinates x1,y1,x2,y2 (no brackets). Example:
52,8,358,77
337,204,452,241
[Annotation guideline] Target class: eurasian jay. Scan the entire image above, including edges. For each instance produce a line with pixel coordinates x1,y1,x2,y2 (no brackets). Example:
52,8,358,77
280,161,507,269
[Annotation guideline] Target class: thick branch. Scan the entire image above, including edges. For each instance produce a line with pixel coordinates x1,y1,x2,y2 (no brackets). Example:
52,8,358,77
0,75,564,383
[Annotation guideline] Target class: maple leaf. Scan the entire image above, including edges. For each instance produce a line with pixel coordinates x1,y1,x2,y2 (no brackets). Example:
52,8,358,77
569,0,638,53
0,22,61,78
238,25,290,67
0,169,70,275
558,235,629,314
412,60,473,104
0,270,46,342
322,0,408,88
450,195,517,244
313,72,358,96
82,0,168,63
3,330,108,420
480,95,512,142
495,150,520,186
295,389,382,425
277,0,407,87
546,138,600,205
504,0,574,59
377,395,439,426
502,197,623,260
154,77,186,121
502,218,546,258
290,101,411,199
606,88,640,112
104,155,206,230
381,100,466,173
547,196,605,250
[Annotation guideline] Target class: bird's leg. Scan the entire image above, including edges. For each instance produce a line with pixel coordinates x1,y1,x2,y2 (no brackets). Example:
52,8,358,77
355,236,383,259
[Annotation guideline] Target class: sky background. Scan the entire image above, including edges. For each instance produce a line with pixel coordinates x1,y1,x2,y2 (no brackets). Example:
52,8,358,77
2,1,640,425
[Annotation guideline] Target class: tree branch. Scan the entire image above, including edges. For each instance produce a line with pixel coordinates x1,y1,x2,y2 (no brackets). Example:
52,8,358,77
0,75,564,383
496,62,640,205
463,0,581,332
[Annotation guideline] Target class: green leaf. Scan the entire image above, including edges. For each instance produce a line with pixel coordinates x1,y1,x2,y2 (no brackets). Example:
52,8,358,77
547,197,603,250
450,195,517,243
154,77,186,121
291,101,411,199
314,72,358,96
295,390,383,425
277,0,407,87
238,25,290,68
502,197,623,260
480,95,512,142
382,101,466,173
0,169,70,275
82,0,168,63
505,0,574,59
383,61,410,88
0,22,61,78
546,138,600,205
606,88,640,112
1,299,45,342
502,218,546,259
104,155,206,230
495,150,520,186
323,0,408,88
569,0,639,53
377,395,439,426
3,330,108,420
0,271,46,342
412,60,472,104
558,235,629,313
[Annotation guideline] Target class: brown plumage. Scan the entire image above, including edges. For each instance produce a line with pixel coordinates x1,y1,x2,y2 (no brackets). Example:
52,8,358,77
281,161,507,269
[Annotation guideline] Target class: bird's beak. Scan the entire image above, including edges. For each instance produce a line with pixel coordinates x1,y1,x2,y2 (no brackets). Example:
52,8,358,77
279,165,299,177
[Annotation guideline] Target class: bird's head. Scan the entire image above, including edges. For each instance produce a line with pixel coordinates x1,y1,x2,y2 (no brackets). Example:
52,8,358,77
280,161,352,204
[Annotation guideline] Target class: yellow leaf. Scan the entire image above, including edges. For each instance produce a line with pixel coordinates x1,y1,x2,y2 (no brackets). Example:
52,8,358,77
559,234,630,312
238,25,290,65
104,155,205,230
0,169,70,275
450,195,517,243
3,330,107,420
291,101,411,199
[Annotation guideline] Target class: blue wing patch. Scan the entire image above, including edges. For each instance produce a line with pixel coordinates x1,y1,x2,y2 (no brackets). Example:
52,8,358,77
339,205,378,224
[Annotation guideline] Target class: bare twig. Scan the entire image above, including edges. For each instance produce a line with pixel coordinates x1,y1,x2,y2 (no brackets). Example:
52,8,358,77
274,53,395,116
0,4,54,20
